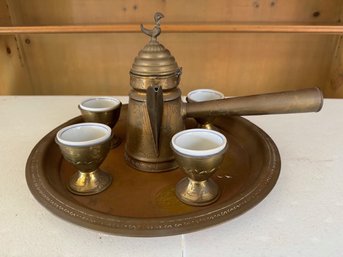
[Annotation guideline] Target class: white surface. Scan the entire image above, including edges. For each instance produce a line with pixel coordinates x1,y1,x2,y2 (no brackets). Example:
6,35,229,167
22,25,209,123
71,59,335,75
171,129,227,156
0,96,342,257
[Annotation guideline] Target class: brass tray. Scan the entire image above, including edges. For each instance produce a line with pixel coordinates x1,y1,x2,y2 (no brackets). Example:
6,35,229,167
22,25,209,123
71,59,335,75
26,105,280,237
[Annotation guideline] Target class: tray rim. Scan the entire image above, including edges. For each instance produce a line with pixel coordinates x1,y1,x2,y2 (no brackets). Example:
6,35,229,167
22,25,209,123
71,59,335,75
26,109,281,237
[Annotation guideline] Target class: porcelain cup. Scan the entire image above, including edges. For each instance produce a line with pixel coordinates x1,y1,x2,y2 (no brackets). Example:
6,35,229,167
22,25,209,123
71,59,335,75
171,128,228,206
56,122,112,195
186,89,225,130
79,97,122,148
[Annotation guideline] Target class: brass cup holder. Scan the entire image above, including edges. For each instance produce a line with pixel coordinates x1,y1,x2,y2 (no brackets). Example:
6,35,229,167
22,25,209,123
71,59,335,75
186,89,225,130
55,123,112,195
171,129,228,206
79,97,122,148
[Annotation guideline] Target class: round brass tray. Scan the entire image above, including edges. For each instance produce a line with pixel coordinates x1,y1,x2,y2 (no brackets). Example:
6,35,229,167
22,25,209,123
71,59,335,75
26,105,280,237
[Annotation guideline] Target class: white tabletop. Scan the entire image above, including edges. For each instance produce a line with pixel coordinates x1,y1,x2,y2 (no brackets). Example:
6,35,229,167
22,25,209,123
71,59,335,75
0,96,342,257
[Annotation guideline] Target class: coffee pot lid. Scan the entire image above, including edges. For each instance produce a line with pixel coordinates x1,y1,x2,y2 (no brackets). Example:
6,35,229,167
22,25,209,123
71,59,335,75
130,12,180,76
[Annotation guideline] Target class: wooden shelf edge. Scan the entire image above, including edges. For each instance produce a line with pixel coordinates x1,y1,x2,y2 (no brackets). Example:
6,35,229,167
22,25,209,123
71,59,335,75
1,24,343,34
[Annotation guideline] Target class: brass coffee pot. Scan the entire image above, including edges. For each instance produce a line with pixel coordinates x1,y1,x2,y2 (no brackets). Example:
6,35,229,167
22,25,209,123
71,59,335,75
125,12,323,172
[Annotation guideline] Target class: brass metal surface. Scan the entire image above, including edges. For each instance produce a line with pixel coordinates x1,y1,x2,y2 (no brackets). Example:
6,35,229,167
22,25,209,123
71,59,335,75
67,170,112,196
176,178,221,207
172,146,228,206
126,13,184,171
129,72,182,91
185,87,323,118
125,94,184,171
147,85,164,156
130,40,180,77
26,105,281,237
130,13,180,77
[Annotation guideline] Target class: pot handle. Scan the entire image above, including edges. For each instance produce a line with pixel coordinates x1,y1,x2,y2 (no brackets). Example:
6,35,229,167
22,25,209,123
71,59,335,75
185,87,323,117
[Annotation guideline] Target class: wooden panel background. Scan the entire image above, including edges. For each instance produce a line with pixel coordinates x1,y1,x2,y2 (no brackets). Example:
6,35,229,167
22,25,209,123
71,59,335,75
0,0,32,94
325,36,343,97
1,0,343,97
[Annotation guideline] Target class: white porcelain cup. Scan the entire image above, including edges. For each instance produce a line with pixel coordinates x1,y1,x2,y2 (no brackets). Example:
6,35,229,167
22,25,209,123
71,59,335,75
187,89,224,103
78,97,122,148
186,89,225,129
56,122,112,147
79,97,121,112
171,128,227,157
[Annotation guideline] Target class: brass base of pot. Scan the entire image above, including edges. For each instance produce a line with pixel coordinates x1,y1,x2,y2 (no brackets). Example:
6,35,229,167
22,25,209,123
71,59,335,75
124,152,178,172
68,170,112,196
175,178,221,206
